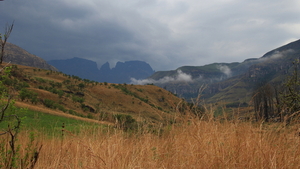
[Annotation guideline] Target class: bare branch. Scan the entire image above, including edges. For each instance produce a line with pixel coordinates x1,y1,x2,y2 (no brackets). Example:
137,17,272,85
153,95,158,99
0,21,14,64
0,94,13,122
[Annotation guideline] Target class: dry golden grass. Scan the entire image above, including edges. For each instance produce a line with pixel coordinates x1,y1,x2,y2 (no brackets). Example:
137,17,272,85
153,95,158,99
16,119,300,169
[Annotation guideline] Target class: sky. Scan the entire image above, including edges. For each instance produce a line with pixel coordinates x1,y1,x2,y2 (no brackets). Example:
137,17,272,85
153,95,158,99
1,0,300,71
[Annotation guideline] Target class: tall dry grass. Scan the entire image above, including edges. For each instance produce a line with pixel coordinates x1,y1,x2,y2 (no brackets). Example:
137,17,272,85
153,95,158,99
16,118,300,169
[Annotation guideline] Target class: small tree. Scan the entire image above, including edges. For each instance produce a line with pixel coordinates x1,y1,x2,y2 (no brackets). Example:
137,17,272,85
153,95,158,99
0,67,42,169
0,22,14,64
252,83,275,122
278,59,300,122
78,83,85,90
0,23,42,168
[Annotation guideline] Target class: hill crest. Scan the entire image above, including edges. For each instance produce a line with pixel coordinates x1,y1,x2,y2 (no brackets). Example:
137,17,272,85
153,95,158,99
4,42,57,71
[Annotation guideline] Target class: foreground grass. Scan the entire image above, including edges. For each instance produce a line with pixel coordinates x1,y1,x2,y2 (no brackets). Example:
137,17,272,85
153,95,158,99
13,119,300,169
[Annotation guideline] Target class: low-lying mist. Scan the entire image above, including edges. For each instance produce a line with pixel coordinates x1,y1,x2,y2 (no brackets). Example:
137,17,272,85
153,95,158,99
131,70,193,85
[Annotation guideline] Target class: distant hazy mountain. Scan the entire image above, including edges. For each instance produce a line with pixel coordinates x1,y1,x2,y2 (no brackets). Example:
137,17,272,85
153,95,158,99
148,39,300,103
48,57,101,81
4,43,57,71
99,61,155,83
205,39,300,103
48,58,155,83
148,58,260,99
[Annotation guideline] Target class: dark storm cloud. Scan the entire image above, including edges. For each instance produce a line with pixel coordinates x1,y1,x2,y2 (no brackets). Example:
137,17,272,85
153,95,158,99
1,0,300,70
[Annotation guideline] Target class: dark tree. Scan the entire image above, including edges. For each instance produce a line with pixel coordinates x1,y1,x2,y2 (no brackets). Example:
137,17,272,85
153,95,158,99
253,83,275,122
0,22,14,64
278,59,300,122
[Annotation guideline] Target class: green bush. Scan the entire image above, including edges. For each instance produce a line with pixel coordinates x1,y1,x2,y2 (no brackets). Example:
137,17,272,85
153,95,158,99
114,114,137,130
57,90,64,98
14,82,30,90
19,88,37,102
56,104,67,112
35,77,46,83
43,99,56,109
72,95,85,103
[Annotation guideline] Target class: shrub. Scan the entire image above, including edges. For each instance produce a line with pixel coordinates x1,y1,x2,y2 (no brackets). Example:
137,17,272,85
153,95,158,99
43,99,56,109
15,82,30,90
114,114,137,130
19,88,37,102
30,93,38,104
72,95,85,103
78,83,85,90
63,79,71,84
57,90,64,98
35,77,46,83
56,104,67,112
87,113,93,119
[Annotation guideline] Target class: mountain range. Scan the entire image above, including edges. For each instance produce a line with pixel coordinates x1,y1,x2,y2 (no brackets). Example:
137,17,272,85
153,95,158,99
48,58,155,84
4,39,300,105
149,39,300,103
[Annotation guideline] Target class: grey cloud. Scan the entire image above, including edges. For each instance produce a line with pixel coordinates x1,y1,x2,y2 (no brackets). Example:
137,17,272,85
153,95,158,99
1,0,300,71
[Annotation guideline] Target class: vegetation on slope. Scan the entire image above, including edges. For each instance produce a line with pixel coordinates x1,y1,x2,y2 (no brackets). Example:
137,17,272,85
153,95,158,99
0,63,194,129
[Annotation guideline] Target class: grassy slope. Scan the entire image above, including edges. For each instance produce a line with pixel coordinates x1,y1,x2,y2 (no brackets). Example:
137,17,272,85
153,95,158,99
3,63,189,126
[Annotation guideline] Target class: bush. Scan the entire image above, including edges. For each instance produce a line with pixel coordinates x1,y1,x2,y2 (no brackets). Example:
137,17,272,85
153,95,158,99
57,90,64,98
35,77,46,83
78,83,85,90
56,104,67,112
43,99,56,109
72,95,85,103
87,113,93,119
15,82,30,90
19,88,37,102
114,114,137,130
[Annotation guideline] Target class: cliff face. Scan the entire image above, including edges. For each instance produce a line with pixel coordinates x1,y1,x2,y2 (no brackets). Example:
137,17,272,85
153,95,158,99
4,43,57,71
48,58,155,83
100,61,155,83
48,57,101,81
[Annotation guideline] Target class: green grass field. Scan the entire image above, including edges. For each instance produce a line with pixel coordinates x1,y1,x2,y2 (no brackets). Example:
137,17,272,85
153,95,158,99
0,107,105,137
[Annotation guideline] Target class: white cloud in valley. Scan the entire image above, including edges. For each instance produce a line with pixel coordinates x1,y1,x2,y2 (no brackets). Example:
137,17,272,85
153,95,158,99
131,70,192,85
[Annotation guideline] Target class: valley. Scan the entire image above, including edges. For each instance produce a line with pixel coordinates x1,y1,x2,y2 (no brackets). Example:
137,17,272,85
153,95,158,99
1,39,300,169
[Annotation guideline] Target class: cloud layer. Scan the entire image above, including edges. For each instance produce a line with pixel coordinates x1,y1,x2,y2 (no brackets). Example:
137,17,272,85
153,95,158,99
131,70,192,85
1,0,300,70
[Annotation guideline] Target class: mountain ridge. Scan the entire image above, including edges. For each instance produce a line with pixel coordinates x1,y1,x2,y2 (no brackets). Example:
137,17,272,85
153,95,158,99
49,58,155,84
4,42,58,71
148,39,300,103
